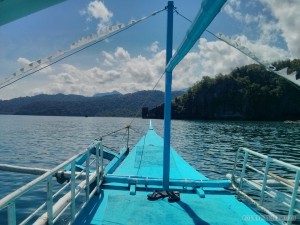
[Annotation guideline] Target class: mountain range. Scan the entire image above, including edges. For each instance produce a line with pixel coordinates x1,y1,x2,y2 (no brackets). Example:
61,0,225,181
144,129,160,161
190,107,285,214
0,90,184,117
1,59,299,120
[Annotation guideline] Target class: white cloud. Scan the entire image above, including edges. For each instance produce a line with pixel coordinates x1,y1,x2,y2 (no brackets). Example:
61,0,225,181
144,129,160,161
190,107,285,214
172,38,252,89
223,4,241,21
4,0,298,100
224,2,259,25
84,0,114,35
257,18,280,45
87,1,113,22
32,64,119,96
224,0,300,58
228,0,241,8
31,46,164,96
114,47,130,61
172,36,289,90
17,57,31,66
147,41,160,53
260,0,300,58
30,36,290,97
79,9,86,16
17,57,54,74
238,35,290,63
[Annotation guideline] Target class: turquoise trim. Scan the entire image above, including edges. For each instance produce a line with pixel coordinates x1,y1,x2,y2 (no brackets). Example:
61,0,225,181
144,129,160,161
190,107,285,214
74,122,271,225
0,0,66,26
104,147,129,175
165,0,227,72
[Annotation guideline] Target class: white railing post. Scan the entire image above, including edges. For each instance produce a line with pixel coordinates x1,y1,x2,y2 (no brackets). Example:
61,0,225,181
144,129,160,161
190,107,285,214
238,151,248,197
96,141,100,194
7,201,16,225
233,148,241,176
71,161,76,222
287,170,300,225
47,177,53,225
259,157,271,205
85,150,90,201
100,138,104,183
0,146,100,225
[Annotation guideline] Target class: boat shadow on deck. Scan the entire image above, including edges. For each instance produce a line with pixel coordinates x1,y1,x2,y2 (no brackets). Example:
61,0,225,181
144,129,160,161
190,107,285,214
75,190,210,225
176,201,209,225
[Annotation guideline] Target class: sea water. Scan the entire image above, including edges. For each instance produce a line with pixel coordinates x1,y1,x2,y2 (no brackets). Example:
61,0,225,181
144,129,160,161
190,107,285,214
0,115,299,224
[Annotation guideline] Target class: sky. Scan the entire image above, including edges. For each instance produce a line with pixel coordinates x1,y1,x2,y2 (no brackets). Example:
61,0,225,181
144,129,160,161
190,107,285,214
0,0,299,100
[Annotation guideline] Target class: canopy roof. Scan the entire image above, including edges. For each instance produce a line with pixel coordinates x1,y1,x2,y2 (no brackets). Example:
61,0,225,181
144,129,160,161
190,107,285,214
0,0,65,26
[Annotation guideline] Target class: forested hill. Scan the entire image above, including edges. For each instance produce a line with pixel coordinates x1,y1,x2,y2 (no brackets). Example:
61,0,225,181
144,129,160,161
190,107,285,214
0,90,184,117
148,59,300,121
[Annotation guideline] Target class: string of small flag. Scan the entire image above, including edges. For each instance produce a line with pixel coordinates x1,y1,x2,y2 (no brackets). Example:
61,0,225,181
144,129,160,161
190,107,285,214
214,33,299,87
0,7,167,90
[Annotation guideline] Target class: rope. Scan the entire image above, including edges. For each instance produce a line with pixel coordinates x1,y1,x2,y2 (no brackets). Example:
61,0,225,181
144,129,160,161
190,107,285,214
136,132,147,175
127,7,190,127
175,8,300,88
99,124,142,151
127,8,191,138
103,144,116,151
128,71,166,127
100,125,129,138
0,7,167,90
129,127,144,135
174,9,192,23
174,8,221,41
95,125,130,153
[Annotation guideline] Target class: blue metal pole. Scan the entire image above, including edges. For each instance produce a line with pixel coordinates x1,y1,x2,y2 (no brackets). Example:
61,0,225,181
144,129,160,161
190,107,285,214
163,1,173,191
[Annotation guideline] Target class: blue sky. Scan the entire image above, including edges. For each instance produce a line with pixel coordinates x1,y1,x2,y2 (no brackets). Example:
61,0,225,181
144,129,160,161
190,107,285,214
0,0,299,100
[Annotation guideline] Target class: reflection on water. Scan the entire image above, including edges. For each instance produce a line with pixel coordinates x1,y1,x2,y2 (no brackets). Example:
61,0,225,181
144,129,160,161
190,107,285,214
0,115,299,224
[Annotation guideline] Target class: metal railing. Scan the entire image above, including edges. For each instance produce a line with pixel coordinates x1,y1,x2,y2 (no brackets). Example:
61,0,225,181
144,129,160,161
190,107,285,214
0,140,104,225
229,147,300,225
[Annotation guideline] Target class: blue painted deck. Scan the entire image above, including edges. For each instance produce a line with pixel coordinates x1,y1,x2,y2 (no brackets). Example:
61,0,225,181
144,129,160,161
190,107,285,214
74,124,270,225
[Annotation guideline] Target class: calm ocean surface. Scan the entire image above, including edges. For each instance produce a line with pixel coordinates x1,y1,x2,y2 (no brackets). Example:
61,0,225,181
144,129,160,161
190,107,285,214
0,115,299,224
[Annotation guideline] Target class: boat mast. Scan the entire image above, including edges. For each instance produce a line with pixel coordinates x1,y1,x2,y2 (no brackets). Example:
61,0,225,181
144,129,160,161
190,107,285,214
163,1,174,191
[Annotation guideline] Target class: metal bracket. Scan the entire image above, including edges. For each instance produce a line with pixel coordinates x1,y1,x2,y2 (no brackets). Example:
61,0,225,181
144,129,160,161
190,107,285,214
196,188,205,198
130,184,136,195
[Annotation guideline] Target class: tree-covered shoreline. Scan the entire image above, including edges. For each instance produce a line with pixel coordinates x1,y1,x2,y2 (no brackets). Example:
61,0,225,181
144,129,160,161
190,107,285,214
147,59,300,121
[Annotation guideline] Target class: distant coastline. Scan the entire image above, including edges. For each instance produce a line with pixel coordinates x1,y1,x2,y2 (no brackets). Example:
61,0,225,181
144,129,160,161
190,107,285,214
0,90,184,118
1,60,299,121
